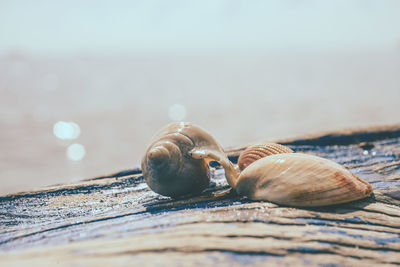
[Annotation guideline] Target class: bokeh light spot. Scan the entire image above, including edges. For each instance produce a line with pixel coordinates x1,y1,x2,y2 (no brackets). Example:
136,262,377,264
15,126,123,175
53,121,81,140
66,143,86,161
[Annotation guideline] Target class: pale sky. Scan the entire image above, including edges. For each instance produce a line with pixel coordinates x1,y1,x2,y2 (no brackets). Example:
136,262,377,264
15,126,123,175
0,0,400,55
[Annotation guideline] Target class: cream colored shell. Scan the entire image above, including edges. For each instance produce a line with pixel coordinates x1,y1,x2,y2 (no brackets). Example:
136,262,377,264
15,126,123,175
235,153,372,207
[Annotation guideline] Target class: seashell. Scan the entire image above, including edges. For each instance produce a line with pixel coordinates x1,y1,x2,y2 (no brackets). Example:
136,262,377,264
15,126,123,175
234,153,372,207
238,143,293,171
141,122,238,198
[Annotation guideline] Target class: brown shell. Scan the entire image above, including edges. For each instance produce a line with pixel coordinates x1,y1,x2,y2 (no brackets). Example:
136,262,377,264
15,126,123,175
238,143,293,171
142,122,239,197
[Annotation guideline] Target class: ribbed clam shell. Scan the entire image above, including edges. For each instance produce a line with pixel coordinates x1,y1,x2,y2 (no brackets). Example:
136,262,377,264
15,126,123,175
236,153,372,207
238,143,293,171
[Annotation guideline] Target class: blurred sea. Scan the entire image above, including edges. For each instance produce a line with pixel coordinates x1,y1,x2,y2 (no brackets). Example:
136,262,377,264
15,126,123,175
1,50,399,195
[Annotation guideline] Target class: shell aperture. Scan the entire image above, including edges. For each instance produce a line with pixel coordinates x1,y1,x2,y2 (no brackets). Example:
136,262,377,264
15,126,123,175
235,153,373,207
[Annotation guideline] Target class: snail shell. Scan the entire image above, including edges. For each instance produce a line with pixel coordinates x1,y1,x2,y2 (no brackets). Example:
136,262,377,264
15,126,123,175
235,153,372,207
238,143,293,171
141,122,238,198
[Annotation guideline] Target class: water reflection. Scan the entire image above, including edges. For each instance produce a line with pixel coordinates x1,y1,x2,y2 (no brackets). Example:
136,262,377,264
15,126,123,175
53,121,80,140
67,143,86,161
168,104,186,121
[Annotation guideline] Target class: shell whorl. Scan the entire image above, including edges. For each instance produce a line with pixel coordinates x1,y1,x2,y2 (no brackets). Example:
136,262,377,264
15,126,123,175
142,122,229,198
238,143,293,171
146,141,181,174
148,142,179,165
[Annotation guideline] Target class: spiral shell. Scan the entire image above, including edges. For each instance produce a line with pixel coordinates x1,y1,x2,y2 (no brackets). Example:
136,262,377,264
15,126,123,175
235,153,372,207
141,122,238,198
238,143,293,171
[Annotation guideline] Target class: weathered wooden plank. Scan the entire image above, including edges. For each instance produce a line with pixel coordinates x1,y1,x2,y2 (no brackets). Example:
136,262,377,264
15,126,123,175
1,124,400,266
226,123,400,156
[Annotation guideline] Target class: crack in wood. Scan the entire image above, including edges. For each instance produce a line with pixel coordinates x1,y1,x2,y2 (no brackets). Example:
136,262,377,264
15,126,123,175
2,124,400,266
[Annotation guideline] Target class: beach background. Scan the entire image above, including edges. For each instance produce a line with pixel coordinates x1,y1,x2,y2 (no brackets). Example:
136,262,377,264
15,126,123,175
1,0,400,195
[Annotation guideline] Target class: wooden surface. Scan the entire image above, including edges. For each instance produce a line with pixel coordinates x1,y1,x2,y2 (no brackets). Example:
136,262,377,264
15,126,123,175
1,124,400,266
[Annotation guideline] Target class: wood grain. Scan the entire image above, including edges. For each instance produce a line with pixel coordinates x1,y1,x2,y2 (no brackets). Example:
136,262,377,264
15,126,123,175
1,124,400,266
